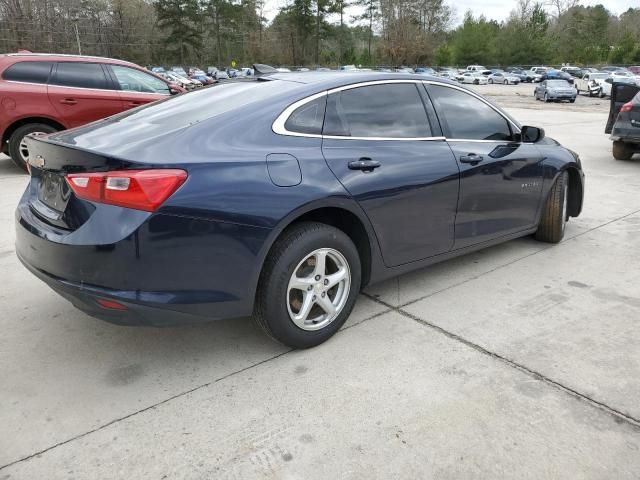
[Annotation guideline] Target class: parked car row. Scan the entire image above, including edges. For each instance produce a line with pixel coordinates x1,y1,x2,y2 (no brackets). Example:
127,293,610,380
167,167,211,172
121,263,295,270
0,52,185,171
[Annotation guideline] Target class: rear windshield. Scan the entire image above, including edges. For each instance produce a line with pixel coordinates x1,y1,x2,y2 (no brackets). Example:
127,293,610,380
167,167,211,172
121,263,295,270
2,61,53,83
108,79,300,127
547,80,570,86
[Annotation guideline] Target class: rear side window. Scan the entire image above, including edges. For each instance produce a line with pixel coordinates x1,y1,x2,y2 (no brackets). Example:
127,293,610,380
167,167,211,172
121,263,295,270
323,83,431,138
284,96,326,134
51,63,110,90
2,61,53,84
428,85,513,141
110,65,170,94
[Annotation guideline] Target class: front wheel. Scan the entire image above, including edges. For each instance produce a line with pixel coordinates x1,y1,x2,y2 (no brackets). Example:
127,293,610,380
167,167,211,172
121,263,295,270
8,123,58,172
489,79,493,84
254,222,361,349
544,93,550,103
535,172,568,243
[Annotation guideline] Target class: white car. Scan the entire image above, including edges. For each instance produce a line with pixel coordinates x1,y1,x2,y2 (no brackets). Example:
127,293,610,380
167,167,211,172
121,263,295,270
609,71,640,86
488,71,520,85
530,66,548,74
456,72,488,85
465,65,486,73
576,72,611,97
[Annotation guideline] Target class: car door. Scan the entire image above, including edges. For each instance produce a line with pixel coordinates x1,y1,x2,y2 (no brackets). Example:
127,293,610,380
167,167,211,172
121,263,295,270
425,82,545,250
320,81,460,267
106,64,171,109
47,62,123,128
606,83,640,134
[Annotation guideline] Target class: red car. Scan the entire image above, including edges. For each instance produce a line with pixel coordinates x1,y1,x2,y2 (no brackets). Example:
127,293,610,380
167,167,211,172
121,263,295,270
0,53,183,171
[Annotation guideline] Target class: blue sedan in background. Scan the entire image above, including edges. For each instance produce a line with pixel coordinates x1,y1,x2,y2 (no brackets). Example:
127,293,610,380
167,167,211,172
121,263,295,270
16,72,585,348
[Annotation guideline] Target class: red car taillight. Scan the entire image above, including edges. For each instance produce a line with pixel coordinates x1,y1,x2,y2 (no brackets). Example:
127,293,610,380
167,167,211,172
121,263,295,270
66,169,187,212
621,102,633,113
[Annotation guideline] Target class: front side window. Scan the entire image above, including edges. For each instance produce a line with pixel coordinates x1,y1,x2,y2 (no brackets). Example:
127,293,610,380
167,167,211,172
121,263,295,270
323,83,431,138
2,61,53,84
111,65,170,94
284,96,326,135
51,63,109,89
428,85,512,141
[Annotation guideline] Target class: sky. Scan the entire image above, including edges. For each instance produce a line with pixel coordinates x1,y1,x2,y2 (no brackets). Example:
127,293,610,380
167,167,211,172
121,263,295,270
262,0,635,26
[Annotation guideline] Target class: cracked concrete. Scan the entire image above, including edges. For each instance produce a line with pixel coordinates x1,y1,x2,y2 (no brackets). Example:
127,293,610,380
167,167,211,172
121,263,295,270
2,102,640,478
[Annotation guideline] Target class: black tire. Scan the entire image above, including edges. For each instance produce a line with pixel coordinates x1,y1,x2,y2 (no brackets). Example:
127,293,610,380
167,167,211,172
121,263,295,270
489,79,493,84
569,99,576,103
613,141,634,161
544,93,550,103
8,123,58,172
474,79,479,85
254,222,361,349
535,172,568,243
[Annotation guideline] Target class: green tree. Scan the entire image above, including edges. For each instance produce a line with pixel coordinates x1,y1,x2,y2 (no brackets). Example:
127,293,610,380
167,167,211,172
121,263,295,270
155,0,203,64
434,43,452,66
450,11,499,66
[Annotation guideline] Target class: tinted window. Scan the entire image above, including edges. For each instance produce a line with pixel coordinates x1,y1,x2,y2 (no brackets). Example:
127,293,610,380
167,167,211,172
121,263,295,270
51,63,109,89
2,61,53,83
284,96,326,134
428,85,512,141
111,65,170,94
323,83,431,138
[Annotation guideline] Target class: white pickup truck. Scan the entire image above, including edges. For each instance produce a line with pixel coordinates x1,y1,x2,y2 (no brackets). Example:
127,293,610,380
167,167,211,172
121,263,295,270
576,72,611,97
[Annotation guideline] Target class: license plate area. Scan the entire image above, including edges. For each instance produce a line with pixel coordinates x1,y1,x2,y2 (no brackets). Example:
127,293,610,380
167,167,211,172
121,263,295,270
37,171,71,213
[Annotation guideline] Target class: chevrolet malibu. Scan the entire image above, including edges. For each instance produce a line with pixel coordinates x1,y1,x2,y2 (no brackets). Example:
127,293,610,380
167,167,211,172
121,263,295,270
16,73,585,348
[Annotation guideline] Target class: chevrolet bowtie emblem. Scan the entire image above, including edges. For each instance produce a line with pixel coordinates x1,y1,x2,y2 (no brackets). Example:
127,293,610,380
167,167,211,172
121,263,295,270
30,155,45,168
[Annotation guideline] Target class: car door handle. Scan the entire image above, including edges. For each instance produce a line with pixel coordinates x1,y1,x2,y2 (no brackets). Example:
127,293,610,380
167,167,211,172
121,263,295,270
127,101,142,107
459,154,484,165
59,98,77,105
348,158,381,172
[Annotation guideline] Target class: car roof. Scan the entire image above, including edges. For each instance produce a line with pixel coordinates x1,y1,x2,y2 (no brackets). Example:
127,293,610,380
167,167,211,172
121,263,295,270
265,71,455,89
0,52,140,68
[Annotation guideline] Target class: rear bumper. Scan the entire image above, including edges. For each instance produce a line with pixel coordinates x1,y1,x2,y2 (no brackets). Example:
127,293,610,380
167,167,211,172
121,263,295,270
17,252,218,326
15,195,271,326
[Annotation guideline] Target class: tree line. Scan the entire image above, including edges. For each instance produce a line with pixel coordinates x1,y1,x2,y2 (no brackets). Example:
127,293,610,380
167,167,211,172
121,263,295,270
0,0,638,68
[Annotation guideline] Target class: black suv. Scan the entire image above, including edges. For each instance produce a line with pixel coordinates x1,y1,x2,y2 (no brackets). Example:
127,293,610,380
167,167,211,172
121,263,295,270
606,83,640,160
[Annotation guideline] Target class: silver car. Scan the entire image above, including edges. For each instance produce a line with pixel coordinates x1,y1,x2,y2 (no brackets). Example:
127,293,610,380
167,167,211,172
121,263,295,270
488,71,521,85
534,79,577,103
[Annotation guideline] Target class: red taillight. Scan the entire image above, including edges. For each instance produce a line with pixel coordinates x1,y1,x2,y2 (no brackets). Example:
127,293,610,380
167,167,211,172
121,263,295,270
66,169,187,212
621,102,633,113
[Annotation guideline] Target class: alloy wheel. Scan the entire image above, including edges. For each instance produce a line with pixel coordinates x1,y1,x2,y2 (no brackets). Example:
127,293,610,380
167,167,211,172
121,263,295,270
286,248,351,331
18,132,46,164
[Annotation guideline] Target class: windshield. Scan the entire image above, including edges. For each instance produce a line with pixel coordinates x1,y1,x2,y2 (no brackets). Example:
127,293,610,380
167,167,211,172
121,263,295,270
547,80,570,86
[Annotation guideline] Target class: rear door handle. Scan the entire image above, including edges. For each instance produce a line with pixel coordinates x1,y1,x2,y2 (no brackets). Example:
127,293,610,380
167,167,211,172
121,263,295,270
127,101,142,108
59,98,77,105
348,158,381,172
459,153,484,165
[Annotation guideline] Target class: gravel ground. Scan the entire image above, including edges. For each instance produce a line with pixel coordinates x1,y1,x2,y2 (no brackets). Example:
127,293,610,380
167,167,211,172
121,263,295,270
468,81,611,113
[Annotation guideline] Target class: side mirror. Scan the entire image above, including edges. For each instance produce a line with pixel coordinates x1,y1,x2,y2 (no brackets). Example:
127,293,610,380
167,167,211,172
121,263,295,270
168,83,181,95
521,125,545,143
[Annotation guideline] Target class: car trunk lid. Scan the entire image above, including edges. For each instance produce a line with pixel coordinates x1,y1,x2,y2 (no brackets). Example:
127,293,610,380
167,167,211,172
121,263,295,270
606,83,640,134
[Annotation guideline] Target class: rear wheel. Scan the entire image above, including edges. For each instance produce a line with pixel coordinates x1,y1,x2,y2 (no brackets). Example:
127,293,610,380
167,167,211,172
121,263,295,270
535,172,568,243
254,222,361,349
503,79,508,85
613,141,634,161
544,93,550,103
8,123,58,172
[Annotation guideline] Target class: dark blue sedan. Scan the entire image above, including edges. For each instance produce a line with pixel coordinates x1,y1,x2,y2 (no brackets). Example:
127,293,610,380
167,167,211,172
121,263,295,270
16,72,585,348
